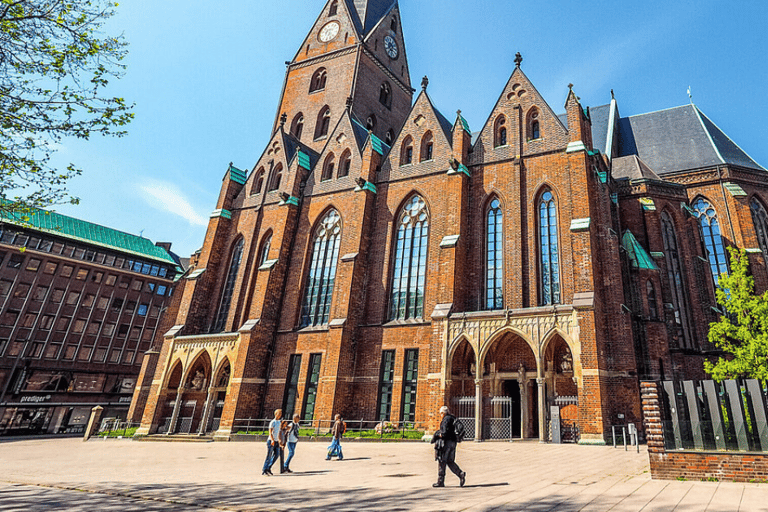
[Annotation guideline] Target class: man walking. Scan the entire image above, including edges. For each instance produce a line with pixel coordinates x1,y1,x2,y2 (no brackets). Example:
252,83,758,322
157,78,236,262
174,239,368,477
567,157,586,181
262,409,282,476
432,405,466,487
326,414,345,461
283,414,300,473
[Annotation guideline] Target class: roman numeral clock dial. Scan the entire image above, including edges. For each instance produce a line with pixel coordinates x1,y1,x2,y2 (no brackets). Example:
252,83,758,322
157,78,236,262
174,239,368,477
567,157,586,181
319,21,340,42
384,35,398,59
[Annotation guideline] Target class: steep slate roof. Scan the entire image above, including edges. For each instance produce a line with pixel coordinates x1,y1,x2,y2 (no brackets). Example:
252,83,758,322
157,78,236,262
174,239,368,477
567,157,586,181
588,104,611,155
0,208,177,265
612,155,662,181
350,115,372,151
616,104,765,175
345,0,396,37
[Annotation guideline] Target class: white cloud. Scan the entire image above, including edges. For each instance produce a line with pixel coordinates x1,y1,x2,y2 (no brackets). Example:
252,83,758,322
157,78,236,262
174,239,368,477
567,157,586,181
138,180,209,227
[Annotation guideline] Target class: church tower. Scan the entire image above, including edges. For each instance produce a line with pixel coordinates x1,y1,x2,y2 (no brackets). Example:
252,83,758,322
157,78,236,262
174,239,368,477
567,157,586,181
273,0,413,152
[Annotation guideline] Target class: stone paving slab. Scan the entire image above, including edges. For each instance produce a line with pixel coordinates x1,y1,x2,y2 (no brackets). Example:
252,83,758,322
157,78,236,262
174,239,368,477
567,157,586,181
0,437,765,511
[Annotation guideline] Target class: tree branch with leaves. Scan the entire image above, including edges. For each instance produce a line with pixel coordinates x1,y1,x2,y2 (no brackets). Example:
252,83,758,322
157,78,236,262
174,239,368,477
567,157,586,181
705,247,768,381
0,0,133,217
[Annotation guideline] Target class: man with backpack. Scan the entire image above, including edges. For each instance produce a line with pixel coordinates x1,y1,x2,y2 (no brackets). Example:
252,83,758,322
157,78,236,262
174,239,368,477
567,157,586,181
326,414,345,461
431,405,466,488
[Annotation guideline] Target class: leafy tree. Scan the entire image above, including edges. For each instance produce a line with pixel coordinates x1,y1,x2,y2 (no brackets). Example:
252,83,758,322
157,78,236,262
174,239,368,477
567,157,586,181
0,0,133,217
705,247,768,381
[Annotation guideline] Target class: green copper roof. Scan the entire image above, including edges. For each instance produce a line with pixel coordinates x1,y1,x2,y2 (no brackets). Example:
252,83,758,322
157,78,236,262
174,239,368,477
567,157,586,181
229,164,247,185
622,230,658,270
1,208,177,265
370,133,387,156
458,114,471,134
297,151,311,170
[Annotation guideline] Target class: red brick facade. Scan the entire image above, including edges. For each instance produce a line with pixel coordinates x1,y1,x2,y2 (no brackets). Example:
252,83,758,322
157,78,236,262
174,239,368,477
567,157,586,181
132,0,768,443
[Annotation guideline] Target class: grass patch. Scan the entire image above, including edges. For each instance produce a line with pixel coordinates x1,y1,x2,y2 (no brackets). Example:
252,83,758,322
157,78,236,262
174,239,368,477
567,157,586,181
98,427,138,438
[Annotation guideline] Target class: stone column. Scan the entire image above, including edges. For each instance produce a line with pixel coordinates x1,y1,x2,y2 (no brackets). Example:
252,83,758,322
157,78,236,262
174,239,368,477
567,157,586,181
198,388,217,436
474,378,483,442
166,387,184,435
519,378,528,439
537,378,547,443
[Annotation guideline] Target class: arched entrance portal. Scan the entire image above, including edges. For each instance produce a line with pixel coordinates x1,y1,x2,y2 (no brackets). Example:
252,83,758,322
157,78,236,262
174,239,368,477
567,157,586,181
544,334,578,442
449,338,477,439
482,332,537,440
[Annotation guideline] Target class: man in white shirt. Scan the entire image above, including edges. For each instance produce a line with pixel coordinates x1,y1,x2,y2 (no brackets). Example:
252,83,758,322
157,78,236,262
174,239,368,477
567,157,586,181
262,409,282,476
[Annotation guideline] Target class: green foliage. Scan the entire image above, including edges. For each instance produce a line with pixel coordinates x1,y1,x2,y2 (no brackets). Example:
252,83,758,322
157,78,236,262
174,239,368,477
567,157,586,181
705,247,768,381
0,0,134,216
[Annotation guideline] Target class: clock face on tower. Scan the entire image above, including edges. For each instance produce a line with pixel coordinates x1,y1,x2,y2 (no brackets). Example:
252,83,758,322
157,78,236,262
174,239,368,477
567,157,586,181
384,35,398,59
319,21,340,42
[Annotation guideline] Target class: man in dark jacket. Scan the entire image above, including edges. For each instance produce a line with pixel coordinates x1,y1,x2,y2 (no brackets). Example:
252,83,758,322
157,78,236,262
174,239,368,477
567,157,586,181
432,405,466,487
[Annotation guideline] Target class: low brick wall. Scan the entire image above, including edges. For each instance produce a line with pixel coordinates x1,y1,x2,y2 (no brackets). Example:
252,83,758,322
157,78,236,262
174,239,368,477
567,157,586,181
641,381,768,483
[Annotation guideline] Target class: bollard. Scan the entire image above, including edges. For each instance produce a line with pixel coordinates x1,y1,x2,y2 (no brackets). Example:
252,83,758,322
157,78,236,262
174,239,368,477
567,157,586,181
83,405,104,442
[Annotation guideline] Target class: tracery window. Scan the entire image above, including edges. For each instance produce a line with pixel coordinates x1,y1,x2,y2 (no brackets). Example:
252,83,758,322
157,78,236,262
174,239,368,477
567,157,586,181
310,68,327,93
528,108,540,140
750,197,768,258
268,164,283,191
329,0,338,16
538,190,560,305
389,196,429,320
315,106,331,139
385,129,394,146
252,167,265,194
212,238,244,333
486,197,504,310
321,153,335,181
291,113,304,140
661,211,694,348
693,198,728,287
420,132,433,162
366,114,376,131
300,210,342,327
338,150,351,178
494,115,507,147
400,136,413,166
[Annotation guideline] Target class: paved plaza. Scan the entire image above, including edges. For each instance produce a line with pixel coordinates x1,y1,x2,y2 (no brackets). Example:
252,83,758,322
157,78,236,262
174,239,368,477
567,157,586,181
0,437,766,511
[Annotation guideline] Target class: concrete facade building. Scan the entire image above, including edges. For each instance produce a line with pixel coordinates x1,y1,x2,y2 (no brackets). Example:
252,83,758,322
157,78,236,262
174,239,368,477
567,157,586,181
0,208,181,435
131,0,768,443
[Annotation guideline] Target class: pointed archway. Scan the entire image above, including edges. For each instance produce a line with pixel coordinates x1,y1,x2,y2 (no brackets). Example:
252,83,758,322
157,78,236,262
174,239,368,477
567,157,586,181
544,334,579,442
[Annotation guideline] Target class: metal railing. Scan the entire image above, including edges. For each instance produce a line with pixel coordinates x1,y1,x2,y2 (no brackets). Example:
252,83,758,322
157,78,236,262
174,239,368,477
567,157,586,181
97,419,140,438
231,418,425,440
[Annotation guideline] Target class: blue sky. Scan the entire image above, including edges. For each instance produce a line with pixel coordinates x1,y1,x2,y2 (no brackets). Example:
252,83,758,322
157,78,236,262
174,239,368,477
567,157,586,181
52,0,768,258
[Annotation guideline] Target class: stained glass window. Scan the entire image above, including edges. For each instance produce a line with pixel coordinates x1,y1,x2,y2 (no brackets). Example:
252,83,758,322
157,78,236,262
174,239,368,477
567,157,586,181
486,198,503,310
661,212,693,349
389,196,429,320
750,198,768,258
300,210,342,327
539,190,560,305
212,238,244,333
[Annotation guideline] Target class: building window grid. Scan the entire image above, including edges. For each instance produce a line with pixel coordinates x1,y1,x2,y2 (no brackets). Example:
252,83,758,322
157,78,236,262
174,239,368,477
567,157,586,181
389,196,429,320
486,198,504,310
302,354,322,422
212,238,245,333
693,198,729,287
301,210,342,327
538,191,561,305
401,349,419,423
376,350,396,422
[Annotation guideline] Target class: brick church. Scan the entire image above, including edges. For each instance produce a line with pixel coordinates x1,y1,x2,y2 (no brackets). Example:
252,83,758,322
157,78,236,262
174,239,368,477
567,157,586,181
130,0,768,443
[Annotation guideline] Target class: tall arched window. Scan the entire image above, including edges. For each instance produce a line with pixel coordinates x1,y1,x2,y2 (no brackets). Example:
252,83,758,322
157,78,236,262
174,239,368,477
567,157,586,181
400,136,413,166
389,195,429,320
329,0,338,16
212,238,244,333
486,197,503,310
252,167,265,195
494,115,507,147
338,150,352,177
661,211,693,348
315,106,331,139
420,131,433,162
301,210,342,327
321,153,335,181
260,233,272,266
528,108,540,140
647,280,658,320
751,197,768,257
310,68,327,93
693,198,729,287
291,113,304,140
268,164,283,192
538,190,560,305
390,17,397,33
379,82,392,108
